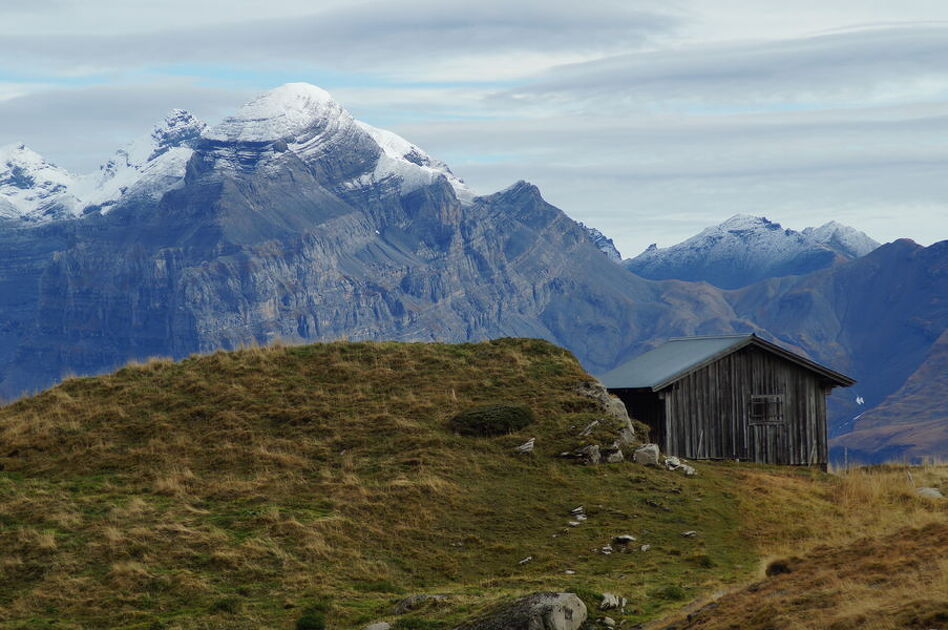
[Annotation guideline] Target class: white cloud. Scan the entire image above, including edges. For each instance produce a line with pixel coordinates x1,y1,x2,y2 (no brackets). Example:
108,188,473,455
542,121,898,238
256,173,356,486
0,1,946,254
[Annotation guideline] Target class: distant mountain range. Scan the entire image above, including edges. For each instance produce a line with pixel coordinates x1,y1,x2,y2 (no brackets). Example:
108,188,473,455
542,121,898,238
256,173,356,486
0,82,944,463
623,214,881,289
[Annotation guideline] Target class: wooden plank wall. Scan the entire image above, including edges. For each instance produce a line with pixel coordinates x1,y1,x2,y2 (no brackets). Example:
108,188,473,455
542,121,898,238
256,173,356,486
662,346,828,465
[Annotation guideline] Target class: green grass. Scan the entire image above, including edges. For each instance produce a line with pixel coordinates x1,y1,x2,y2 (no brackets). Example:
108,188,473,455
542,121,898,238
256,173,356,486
0,338,938,629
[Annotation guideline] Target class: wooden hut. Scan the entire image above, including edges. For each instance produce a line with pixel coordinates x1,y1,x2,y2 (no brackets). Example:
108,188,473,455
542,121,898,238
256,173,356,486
598,334,854,467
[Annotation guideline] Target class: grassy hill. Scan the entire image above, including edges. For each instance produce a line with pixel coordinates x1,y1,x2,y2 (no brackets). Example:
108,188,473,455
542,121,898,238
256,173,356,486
0,339,944,629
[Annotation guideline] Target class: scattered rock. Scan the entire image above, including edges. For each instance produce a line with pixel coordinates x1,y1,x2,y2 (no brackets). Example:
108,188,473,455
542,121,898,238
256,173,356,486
514,438,536,454
519,556,533,565
640,544,651,552
599,593,627,610
681,530,697,538
363,624,391,630
633,444,661,466
917,487,944,499
568,520,582,527
612,534,637,545
681,464,697,476
603,442,625,464
579,420,600,437
394,594,448,615
564,569,576,575
575,444,602,465
570,506,585,514
664,456,682,470
455,592,587,630
600,616,616,627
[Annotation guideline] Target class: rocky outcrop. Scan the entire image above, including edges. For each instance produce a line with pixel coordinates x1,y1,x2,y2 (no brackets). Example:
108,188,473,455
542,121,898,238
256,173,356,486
455,592,587,630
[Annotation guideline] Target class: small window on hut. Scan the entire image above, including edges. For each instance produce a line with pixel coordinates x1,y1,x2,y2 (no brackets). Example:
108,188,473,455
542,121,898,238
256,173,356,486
750,395,783,424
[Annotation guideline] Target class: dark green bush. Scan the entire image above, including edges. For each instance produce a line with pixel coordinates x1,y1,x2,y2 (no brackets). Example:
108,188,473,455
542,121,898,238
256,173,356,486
448,404,535,436
295,608,326,630
209,596,241,614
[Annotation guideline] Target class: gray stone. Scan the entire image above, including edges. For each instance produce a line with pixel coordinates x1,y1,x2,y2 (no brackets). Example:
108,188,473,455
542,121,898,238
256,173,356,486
633,444,661,466
362,624,392,630
575,444,601,465
612,534,636,545
514,438,535,454
681,530,697,537
664,456,682,470
456,592,587,630
603,446,625,464
681,464,697,476
394,594,448,615
917,487,944,499
599,593,626,610
600,617,616,627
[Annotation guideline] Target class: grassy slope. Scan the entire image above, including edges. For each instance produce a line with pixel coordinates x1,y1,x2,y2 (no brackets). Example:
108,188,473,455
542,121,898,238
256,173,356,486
0,339,943,629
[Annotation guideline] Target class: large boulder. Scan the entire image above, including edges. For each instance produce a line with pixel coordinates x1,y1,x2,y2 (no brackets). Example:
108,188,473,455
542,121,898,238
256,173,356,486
456,592,587,630
633,443,661,466
916,487,944,499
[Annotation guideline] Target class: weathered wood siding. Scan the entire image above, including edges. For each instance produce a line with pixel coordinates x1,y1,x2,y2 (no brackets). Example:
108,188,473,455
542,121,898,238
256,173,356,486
661,345,828,465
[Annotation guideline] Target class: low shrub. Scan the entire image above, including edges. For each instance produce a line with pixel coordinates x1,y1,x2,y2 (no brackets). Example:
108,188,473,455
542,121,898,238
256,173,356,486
448,404,534,437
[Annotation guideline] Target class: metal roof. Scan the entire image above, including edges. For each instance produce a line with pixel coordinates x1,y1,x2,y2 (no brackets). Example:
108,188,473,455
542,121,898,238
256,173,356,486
597,334,855,391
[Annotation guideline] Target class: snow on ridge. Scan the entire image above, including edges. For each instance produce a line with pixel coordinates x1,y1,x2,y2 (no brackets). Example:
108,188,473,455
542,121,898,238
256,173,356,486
578,222,622,262
354,120,474,202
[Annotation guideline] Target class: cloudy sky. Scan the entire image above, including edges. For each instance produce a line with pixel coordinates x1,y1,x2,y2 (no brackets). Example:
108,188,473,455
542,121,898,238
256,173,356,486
2,0,947,255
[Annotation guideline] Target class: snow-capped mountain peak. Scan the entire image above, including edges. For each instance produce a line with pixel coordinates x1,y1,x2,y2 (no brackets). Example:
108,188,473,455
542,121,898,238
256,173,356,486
72,109,206,210
802,220,880,258
205,83,348,144
624,214,880,289
0,143,77,219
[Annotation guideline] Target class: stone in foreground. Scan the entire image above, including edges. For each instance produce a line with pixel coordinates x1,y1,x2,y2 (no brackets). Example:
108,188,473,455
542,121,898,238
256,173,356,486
455,592,587,630
633,443,661,466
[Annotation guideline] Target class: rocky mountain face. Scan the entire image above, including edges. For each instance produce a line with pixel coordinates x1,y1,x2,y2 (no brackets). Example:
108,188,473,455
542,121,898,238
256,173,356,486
0,83,750,399
624,214,880,289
